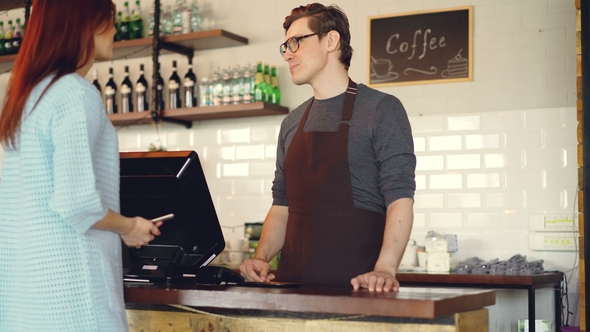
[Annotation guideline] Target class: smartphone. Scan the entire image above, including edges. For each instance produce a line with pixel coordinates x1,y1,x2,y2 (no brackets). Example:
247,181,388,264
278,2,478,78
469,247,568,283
151,213,174,223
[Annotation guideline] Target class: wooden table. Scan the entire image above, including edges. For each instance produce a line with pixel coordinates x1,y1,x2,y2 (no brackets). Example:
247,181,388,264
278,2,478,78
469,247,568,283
397,272,563,332
124,282,495,331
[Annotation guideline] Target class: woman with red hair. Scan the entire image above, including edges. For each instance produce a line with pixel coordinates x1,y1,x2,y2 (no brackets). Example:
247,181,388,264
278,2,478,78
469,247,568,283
0,1,162,330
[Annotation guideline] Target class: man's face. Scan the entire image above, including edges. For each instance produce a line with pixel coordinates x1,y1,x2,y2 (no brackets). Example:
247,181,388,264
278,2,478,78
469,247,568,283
283,17,326,86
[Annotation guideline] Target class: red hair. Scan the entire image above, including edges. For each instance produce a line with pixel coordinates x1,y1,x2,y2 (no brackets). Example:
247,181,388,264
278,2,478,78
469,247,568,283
0,0,115,149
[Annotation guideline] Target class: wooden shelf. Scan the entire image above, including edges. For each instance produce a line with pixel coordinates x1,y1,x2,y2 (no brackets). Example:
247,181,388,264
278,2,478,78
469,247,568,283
0,0,25,11
111,29,248,61
108,102,289,127
0,29,248,73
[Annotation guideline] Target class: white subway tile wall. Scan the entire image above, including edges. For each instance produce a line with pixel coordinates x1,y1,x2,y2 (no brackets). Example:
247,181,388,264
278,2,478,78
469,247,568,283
112,107,580,330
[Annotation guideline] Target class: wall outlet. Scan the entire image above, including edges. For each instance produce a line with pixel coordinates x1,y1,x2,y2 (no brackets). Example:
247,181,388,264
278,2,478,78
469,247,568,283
528,213,578,232
529,232,578,251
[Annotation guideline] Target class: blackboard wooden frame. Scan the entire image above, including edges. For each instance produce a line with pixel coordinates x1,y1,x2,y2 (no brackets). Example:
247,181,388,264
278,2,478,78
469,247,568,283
367,6,473,87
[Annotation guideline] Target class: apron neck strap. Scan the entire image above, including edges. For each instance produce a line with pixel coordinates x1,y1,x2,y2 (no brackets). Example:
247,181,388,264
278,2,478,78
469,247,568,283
340,78,358,125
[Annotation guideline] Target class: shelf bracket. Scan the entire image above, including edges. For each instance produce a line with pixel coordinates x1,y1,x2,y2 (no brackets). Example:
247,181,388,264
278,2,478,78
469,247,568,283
161,42,194,60
151,110,193,129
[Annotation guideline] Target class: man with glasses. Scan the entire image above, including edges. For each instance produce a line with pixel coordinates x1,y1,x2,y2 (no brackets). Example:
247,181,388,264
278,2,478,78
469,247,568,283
239,3,416,292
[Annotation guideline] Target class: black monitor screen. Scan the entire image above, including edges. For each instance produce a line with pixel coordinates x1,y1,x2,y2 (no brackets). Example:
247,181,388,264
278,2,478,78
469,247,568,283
119,150,225,269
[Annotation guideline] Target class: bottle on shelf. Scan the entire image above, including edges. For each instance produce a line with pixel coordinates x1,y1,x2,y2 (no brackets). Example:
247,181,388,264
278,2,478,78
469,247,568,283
136,64,149,112
172,0,183,35
120,2,131,40
181,0,191,34
221,66,232,105
163,5,174,35
92,68,101,93
12,18,22,53
148,1,164,37
270,66,281,105
263,63,272,102
253,61,266,102
183,58,197,108
4,20,13,55
0,22,6,56
131,0,144,39
155,62,165,111
190,0,202,32
199,77,212,107
211,67,223,106
241,65,254,104
114,11,122,41
120,66,133,114
231,66,244,105
104,67,118,114
168,60,182,109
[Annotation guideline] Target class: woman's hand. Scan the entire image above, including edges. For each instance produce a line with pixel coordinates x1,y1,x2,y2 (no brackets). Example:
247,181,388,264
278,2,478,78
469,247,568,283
120,217,163,248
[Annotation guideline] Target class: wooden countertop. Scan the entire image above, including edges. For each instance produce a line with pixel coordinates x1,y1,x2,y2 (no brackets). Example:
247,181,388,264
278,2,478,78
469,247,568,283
124,283,495,319
397,271,562,288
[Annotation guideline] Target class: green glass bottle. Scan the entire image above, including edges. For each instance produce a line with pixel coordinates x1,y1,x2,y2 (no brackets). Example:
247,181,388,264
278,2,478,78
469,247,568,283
270,66,281,105
120,2,131,40
114,11,122,41
131,0,144,39
253,61,266,102
0,22,5,56
262,63,272,102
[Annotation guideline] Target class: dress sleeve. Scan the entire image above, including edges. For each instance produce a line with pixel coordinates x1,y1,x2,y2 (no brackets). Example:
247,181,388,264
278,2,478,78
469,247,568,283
48,82,108,234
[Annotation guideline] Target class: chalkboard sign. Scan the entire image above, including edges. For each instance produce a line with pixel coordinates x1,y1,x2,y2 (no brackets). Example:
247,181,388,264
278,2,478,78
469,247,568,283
368,6,473,87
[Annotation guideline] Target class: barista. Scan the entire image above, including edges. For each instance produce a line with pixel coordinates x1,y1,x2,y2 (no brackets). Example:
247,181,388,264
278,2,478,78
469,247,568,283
239,3,416,292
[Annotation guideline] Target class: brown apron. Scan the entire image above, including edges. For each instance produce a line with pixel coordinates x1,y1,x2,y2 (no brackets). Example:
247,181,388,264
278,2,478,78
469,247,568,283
278,79,386,286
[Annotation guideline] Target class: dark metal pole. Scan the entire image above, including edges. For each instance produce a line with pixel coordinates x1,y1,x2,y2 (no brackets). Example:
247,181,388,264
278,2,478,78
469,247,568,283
151,0,161,123
581,0,590,329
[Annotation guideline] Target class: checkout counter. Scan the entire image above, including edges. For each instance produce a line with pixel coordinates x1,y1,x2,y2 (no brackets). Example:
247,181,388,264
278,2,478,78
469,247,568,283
124,282,495,332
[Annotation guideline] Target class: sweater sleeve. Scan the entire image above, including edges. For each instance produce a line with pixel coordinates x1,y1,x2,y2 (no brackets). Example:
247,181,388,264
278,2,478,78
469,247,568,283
48,78,108,234
373,95,416,206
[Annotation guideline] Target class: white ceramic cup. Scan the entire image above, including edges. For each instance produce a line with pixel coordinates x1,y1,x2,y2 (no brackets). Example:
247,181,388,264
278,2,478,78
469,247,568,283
227,238,247,251
228,251,245,264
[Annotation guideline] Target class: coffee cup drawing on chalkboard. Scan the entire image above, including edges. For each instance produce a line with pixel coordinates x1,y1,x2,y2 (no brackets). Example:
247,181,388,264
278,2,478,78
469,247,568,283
370,57,399,83
441,49,469,78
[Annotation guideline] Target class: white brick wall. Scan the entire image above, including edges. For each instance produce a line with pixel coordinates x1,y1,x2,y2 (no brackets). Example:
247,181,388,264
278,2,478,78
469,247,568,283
0,0,579,330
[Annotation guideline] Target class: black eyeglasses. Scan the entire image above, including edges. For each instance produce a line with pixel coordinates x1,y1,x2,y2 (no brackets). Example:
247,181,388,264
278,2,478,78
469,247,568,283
279,33,318,56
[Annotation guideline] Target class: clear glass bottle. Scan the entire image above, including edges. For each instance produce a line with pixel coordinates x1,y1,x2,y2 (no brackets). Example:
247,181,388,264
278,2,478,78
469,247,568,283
181,0,191,33
163,5,174,35
190,0,202,32
199,77,212,107
120,66,133,113
172,0,183,35
221,66,232,105
231,66,244,104
242,64,254,104
211,67,223,106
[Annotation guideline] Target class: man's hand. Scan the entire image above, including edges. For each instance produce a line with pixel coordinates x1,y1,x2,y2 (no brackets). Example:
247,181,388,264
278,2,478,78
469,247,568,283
239,258,276,282
350,270,399,292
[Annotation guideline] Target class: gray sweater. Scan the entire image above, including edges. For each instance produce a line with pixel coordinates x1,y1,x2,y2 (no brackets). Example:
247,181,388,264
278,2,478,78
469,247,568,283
272,84,416,214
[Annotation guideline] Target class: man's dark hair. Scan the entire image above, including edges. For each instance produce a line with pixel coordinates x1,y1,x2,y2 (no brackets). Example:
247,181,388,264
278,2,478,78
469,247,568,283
283,3,353,70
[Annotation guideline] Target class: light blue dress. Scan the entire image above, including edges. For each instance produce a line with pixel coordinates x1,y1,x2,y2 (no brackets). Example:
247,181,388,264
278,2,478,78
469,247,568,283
0,73,128,331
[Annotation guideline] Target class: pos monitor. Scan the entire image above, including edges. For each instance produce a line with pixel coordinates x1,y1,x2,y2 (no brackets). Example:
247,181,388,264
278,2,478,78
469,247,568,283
119,150,227,283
